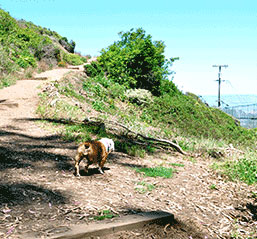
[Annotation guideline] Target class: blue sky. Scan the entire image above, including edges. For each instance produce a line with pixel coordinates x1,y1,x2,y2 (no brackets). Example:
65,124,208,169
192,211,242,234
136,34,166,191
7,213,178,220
1,0,256,96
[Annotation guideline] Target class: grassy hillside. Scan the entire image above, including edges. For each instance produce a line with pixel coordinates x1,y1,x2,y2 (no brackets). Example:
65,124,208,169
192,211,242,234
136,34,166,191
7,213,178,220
37,71,257,184
0,8,86,88
36,28,256,185
0,10,255,185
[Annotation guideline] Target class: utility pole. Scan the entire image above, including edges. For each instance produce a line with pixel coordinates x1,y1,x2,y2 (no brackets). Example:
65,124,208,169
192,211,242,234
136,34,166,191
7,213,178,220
212,65,228,107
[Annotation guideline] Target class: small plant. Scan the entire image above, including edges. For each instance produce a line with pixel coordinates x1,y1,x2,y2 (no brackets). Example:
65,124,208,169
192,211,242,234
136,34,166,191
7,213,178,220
128,145,146,158
92,100,105,111
224,157,256,185
135,166,175,178
212,151,257,185
0,75,17,89
57,84,85,101
94,209,117,221
209,184,217,190
135,181,156,193
58,61,67,67
169,163,185,167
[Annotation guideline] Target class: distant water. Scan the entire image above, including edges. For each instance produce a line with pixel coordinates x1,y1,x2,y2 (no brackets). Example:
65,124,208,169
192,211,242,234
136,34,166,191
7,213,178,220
200,94,257,107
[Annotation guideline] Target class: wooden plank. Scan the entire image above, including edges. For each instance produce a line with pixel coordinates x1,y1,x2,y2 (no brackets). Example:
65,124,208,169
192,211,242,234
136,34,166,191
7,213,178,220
24,211,173,239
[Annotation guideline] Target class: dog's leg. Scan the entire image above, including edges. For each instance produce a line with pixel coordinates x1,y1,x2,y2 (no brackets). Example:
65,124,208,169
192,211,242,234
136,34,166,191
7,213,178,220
98,155,108,174
98,167,104,174
74,153,83,177
84,160,92,174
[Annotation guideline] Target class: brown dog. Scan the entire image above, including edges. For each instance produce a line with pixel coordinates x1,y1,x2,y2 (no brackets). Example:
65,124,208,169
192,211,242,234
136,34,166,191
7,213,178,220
74,140,110,176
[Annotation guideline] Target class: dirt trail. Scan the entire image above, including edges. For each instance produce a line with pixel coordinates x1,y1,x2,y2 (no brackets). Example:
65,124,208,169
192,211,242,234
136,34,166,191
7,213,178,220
0,68,78,128
0,68,256,239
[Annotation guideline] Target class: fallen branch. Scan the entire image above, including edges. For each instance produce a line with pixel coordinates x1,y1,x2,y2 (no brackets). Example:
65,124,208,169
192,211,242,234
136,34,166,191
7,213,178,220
83,116,187,155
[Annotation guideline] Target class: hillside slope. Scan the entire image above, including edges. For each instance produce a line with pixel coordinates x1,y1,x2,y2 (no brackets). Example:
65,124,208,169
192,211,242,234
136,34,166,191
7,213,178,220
0,8,86,79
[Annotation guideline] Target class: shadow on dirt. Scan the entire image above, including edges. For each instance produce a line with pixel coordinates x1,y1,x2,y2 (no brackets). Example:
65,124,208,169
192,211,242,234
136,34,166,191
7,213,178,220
0,182,68,207
0,128,75,172
246,203,257,220
78,167,110,176
0,145,73,171
114,207,207,239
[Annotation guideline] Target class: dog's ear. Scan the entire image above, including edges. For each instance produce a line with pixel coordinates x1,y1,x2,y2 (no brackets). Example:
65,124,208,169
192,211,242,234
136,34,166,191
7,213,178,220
77,143,91,154
83,143,91,154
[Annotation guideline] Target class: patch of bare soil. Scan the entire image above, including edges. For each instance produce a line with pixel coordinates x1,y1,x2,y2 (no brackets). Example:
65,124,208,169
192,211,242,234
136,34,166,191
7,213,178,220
0,69,256,239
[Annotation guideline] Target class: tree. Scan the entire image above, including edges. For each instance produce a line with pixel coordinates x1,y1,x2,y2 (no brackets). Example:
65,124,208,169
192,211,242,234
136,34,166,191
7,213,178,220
96,28,172,95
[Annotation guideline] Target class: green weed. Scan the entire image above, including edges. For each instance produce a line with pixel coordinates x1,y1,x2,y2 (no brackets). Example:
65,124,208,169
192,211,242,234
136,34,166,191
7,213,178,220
58,84,85,102
209,184,217,190
169,163,185,167
0,75,16,89
212,152,257,185
94,210,117,221
224,157,256,185
135,166,175,178
135,181,156,194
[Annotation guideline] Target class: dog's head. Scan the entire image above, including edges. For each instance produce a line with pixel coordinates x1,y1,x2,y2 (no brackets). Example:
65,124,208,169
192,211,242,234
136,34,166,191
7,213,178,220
77,142,92,155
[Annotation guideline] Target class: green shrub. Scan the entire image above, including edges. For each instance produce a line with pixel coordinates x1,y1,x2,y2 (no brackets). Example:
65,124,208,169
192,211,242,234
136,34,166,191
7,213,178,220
58,61,67,67
0,75,17,89
125,88,153,105
16,53,37,68
94,28,172,95
0,8,80,70
108,82,126,100
63,52,85,65
222,156,257,185
84,61,104,77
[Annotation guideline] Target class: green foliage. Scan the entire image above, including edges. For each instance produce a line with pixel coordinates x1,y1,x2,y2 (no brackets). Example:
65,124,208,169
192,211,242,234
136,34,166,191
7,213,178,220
209,184,217,190
62,52,85,65
169,163,185,167
62,124,91,142
220,156,257,185
56,83,85,101
135,166,175,178
88,28,172,95
94,210,117,221
59,37,76,53
58,61,67,67
115,140,157,157
0,75,17,89
15,51,37,68
145,92,257,147
84,61,104,77
125,88,153,105
0,9,53,69
135,181,156,193
108,82,126,100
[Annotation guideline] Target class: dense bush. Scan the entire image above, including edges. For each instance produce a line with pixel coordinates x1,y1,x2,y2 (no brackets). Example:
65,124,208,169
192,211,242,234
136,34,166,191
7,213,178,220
59,37,76,53
84,61,104,77
85,28,174,96
62,52,86,66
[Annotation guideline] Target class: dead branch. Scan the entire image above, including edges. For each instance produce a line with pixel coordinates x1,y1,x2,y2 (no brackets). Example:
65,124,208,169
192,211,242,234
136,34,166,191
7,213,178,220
83,116,187,155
